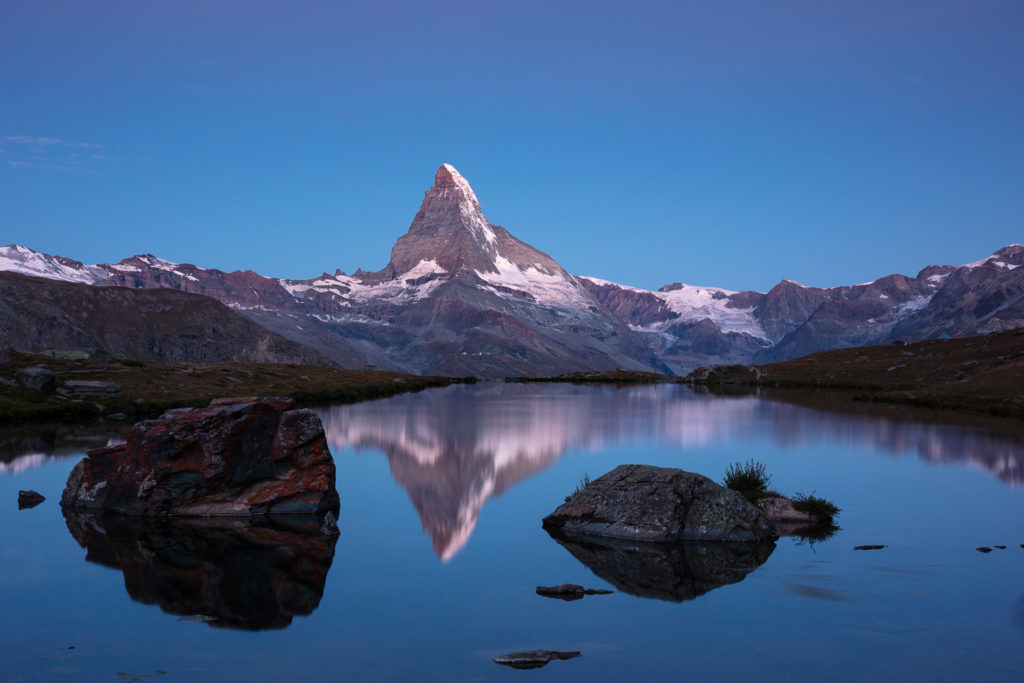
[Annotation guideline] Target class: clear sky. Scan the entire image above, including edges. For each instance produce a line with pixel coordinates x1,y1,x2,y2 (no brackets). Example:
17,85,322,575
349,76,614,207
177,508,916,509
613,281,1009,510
1,1,1022,292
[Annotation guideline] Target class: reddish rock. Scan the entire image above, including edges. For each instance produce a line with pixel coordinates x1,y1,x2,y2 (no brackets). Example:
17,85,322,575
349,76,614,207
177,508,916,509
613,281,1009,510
61,397,339,519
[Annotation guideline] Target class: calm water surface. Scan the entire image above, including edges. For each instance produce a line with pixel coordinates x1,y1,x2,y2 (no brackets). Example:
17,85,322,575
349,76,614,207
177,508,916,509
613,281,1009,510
3,383,1024,681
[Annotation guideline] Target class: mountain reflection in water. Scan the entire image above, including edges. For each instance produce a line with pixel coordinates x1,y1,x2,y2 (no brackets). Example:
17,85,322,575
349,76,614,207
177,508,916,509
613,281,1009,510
317,383,1024,560
63,511,336,630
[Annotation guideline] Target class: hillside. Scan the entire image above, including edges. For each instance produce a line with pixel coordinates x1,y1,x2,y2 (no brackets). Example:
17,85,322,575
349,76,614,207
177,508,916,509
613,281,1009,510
0,270,346,366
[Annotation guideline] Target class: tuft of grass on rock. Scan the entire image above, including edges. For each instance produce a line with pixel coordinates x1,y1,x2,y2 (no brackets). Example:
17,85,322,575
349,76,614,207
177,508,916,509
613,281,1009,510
723,459,772,500
564,472,591,503
791,491,841,526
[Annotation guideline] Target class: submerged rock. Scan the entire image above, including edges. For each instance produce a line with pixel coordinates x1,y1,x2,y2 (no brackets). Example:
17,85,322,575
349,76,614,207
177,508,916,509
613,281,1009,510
61,397,339,519
63,510,336,630
547,532,775,602
17,489,46,509
543,464,776,543
493,650,581,669
535,583,613,600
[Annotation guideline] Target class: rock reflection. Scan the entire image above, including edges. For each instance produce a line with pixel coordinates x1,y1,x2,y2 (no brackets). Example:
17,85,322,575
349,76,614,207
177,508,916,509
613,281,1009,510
545,531,775,602
63,511,336,630
316,383,1024,561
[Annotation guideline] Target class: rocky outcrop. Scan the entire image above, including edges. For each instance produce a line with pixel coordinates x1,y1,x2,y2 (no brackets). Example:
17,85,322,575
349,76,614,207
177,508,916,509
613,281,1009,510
15,366,56,392
547,533,775,602
542,464,776,543
756,496,814,524
63,510,336,630
61,397,340,519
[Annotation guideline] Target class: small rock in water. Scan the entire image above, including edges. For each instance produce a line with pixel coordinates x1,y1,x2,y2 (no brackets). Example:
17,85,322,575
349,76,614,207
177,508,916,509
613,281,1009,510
535,583,612,600
493,650,581,669
18,489,46,509
995,545,1007,550
853,545,886,551
976,547,993,553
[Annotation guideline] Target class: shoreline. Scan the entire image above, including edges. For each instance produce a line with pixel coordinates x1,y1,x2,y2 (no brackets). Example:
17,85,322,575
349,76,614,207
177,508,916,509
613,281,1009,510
0,351,465,425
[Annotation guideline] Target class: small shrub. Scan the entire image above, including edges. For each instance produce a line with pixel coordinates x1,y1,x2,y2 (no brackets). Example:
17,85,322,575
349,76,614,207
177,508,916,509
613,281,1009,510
791,491,840,526
722,459,772,494
564,472,591,503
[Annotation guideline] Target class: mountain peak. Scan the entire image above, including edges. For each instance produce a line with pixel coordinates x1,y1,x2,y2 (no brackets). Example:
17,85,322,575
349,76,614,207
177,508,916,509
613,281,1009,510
378,164,499,278
432,163,482,208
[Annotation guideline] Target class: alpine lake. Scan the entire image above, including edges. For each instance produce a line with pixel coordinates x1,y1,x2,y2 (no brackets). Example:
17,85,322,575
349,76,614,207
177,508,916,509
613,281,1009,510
3,382,1024,681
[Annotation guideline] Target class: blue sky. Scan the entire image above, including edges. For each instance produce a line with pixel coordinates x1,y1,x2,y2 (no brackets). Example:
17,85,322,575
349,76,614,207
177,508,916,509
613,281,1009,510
1,1,1022,292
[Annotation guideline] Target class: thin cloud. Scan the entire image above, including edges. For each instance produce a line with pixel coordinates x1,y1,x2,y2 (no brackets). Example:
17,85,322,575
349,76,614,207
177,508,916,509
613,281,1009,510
2,135,108,171
2,136,67,146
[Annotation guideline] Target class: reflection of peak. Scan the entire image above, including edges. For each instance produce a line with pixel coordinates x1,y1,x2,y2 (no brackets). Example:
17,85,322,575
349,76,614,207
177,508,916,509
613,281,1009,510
314,384,1024,561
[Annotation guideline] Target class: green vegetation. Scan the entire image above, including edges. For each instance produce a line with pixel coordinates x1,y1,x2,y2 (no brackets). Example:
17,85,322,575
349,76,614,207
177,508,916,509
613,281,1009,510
791,491,841,526
722,459,772,496
722,461,840,533
0,350,461,424
564,472,591,503
693,328,1024,420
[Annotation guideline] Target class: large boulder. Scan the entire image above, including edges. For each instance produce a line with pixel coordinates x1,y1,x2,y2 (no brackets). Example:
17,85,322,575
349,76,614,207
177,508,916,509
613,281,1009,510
542,464,776,543
61,397,339,519
15,366,57,392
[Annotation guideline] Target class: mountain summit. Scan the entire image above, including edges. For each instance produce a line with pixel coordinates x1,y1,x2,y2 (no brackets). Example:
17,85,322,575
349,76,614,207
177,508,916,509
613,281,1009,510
1,165,1021,377
373,163,571,287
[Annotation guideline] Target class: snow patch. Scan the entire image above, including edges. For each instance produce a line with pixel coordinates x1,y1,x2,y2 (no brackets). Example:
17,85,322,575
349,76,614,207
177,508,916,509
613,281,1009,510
476,255,590,311
0,244,107,284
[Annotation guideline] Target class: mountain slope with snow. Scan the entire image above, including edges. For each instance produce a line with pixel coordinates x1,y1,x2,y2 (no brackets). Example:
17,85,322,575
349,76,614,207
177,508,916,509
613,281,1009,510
0,164,1021,374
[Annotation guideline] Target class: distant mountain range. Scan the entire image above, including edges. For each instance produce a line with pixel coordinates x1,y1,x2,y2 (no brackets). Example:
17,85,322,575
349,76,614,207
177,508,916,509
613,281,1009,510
1,164,1022,377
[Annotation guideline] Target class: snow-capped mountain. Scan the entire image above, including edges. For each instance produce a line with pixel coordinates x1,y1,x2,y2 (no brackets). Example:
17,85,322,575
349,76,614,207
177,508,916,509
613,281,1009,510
579,244,1023,369
1,163,1022,375
0,165,664,377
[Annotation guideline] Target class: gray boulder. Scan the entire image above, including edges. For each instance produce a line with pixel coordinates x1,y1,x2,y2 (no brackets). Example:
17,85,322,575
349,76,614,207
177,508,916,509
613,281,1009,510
543,464,776,543
15,366,57,392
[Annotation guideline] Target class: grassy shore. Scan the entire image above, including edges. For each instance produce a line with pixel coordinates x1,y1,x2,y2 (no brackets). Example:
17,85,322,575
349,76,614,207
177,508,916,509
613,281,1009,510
696,328,1024,419
0,351,462,424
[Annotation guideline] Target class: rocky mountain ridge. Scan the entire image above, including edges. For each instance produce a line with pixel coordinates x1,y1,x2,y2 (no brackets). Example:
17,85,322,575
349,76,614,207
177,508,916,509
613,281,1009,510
1,164,1021,375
